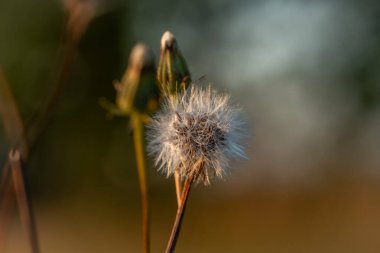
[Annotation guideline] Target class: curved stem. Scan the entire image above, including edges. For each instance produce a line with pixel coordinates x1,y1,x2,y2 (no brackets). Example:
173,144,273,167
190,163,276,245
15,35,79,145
165,176,193,253
132,114,150,253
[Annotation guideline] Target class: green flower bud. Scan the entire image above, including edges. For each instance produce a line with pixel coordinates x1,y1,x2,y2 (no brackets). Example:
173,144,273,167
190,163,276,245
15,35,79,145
157,31,191,95
116,43,160,114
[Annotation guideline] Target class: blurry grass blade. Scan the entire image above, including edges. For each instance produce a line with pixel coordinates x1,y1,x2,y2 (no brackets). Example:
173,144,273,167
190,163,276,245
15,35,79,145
0,68,28,159
157,31,191,94
116,43,159,114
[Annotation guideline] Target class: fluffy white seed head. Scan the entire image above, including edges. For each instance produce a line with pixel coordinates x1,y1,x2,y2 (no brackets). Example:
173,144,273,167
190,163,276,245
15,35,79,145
147,84,246,185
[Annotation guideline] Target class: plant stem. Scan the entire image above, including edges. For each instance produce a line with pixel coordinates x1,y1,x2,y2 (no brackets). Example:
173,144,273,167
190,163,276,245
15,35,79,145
26,30,79,150
165,176,194,253
173,171,182,206
8,150,40,253
132,114,150,253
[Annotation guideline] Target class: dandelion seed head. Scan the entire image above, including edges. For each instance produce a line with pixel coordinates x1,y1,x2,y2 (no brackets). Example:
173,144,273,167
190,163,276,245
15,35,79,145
147,84,246,185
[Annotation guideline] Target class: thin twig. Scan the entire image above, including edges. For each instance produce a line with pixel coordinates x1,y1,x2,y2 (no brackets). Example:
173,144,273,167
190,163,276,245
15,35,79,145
165,175,194,253
9,150,40,253
26,32,79,149
0,11,88,252
0,68,30,251
132,114,150,253
0,69,29,158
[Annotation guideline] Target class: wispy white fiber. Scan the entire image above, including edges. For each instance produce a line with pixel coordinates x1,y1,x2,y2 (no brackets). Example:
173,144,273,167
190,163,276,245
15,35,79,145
147,84,246,185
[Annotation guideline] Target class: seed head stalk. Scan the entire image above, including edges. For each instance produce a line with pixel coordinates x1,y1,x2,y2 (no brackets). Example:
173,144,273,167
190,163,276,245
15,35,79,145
165,175,194,253
132,113,150,253
148,83,247,252
173,171,182,205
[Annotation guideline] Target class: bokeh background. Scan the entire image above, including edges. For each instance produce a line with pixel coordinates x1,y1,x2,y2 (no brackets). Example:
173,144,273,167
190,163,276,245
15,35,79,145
1,0,380,252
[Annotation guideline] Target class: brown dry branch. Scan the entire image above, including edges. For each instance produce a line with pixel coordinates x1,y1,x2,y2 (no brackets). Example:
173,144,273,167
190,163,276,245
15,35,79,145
0,68,30,252
9,150,40,253
0,68,29,158
26,1,93,148
0,4,94,249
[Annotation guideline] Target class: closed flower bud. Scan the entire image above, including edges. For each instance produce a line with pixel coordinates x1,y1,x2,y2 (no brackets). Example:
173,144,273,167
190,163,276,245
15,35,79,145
116,43,160,114
157,31,191,95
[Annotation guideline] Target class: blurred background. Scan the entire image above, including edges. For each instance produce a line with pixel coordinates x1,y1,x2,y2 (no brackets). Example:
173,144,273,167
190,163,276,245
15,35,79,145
1,0,380,252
